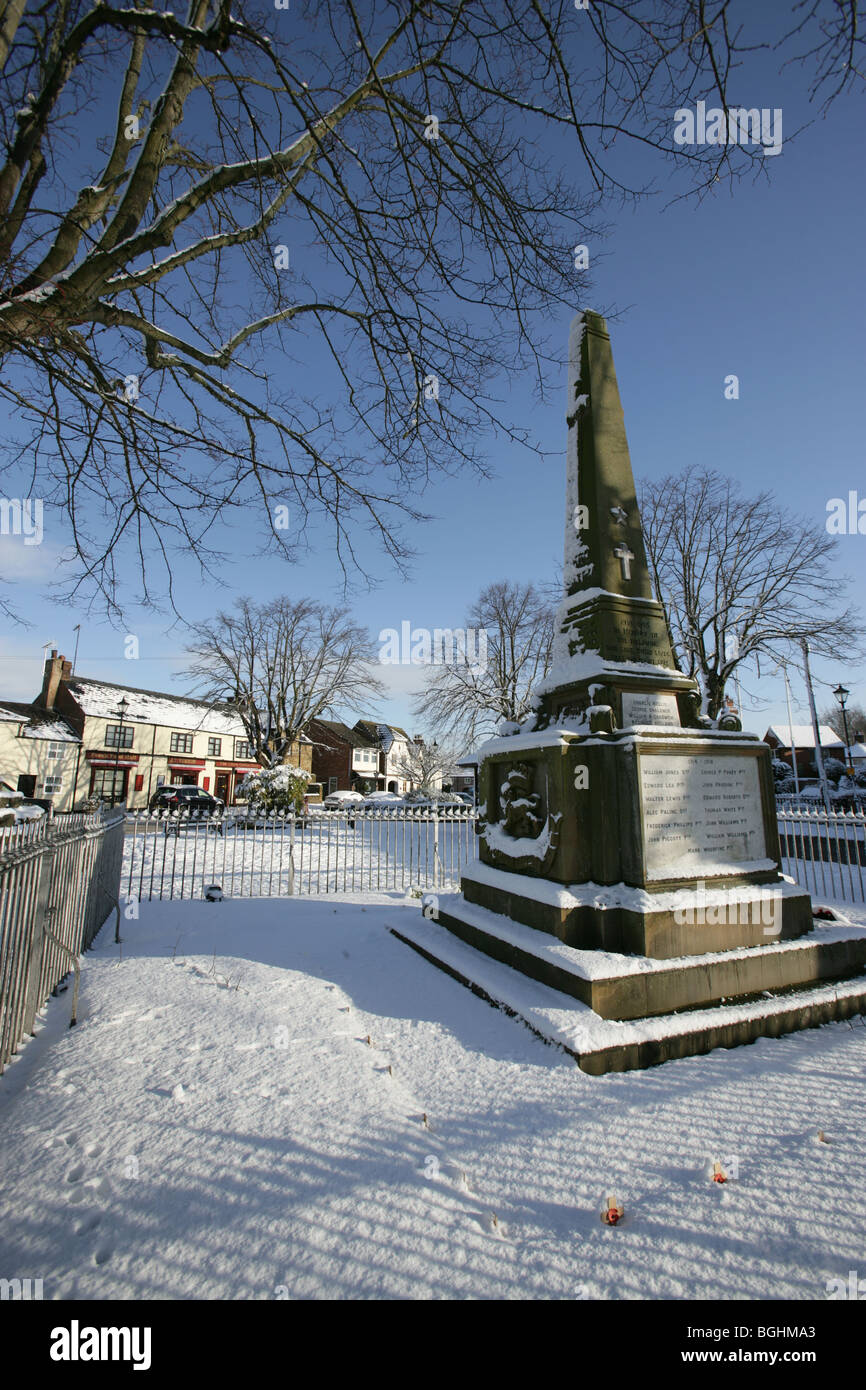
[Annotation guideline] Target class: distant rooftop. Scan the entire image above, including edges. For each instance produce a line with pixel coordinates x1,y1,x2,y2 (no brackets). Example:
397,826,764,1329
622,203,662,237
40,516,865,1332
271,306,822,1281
0,702,80,742
63,677,247,737
765,724,844,749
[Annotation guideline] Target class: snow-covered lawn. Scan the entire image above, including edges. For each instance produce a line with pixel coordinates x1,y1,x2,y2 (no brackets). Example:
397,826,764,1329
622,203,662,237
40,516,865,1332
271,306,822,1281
1,894,865,1301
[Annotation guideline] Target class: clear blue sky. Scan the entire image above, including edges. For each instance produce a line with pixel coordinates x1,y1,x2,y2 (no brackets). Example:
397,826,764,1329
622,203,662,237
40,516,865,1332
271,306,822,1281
1,8,863,746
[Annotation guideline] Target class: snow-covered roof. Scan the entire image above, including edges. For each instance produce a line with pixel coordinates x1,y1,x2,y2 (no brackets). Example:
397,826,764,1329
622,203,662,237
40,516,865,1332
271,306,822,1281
354,719,411,746
765,725,843,749
64,679,247,737
0,702,80,741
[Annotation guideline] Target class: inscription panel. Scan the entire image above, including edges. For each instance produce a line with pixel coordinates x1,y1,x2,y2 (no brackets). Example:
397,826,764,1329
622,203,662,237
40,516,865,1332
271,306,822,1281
639,753,766,879
621,691,680,728
564,610,672,665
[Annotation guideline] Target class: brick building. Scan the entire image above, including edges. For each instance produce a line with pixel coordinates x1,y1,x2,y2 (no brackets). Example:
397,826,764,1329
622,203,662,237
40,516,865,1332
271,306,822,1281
308,719,379,794
4,651,312,810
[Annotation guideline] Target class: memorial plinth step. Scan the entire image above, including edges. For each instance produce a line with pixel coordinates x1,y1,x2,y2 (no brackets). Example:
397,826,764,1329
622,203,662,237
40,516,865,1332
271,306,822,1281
423,892,866,1019
461,863,814,959
389,910,866,1076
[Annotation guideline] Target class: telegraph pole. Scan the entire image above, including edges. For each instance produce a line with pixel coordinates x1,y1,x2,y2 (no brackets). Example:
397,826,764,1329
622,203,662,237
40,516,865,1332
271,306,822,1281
781,664,801,797
800,639,831,814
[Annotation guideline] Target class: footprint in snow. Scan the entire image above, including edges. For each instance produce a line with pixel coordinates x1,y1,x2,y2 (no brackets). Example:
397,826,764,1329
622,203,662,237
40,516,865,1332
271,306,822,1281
473,1211,508,1239
66,1163,85,1183
84,1174,111,1197
75,1212,101,1236
93,1246,113,1267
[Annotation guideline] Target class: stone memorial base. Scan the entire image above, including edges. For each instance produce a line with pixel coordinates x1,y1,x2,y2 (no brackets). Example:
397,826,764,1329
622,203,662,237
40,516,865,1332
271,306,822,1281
470,724,814,957
461,864,813,960
391,901,866,1074
418,886,866,1020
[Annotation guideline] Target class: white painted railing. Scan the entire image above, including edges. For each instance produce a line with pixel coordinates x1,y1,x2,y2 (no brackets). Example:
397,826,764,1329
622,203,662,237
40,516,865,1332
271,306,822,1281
775,804,866,904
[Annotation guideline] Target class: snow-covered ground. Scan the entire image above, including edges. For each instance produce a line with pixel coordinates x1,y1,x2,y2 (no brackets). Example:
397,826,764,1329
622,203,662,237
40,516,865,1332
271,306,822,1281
1,894,865,1301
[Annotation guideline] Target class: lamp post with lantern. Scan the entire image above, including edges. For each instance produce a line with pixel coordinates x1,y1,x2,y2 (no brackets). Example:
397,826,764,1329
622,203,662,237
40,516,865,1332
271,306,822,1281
111,697,130,806
833,683,853,777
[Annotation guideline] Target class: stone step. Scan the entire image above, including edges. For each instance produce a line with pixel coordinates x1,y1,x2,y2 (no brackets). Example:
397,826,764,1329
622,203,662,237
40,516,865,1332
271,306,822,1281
460,861,814,959
389,911,866,1076
426,892,866,1020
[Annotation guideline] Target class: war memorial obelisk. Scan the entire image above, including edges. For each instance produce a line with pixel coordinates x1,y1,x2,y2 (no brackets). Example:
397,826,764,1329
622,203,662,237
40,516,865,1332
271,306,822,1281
393,311,866,1073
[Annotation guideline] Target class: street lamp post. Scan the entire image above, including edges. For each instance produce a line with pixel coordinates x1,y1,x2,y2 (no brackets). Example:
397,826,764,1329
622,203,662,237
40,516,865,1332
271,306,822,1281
111,697,129,806
833,683,853,777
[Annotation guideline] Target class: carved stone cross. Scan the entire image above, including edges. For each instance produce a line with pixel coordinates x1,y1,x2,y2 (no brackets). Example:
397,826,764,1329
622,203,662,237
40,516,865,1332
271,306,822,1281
614,544,634,580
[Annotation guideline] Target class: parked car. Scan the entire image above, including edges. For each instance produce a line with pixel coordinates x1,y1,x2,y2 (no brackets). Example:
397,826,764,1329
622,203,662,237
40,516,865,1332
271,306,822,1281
361,791,405,808
402,793,468,816
322,789,366,810
149,785,225,816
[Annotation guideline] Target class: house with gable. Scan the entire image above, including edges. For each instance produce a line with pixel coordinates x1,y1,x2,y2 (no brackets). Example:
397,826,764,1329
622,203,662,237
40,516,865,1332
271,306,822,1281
763,724,846,779
352,720,414,794
10,650,312,810
0,701,81,810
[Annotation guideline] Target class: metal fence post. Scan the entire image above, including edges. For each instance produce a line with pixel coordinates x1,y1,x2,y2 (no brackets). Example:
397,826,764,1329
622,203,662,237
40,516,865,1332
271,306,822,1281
22,842,55,1038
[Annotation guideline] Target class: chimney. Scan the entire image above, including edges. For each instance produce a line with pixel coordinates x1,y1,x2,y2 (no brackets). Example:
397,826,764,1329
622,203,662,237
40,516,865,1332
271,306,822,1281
40,649,72,710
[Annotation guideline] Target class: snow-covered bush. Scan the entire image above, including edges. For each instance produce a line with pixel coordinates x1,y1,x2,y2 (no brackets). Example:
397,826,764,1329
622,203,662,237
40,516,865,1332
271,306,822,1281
823,757,846,785
771,757,792,785
236,765,312,814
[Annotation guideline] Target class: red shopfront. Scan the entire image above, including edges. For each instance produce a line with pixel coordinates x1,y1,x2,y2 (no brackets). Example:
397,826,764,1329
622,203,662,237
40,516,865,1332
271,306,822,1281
86,753,139,803
213,761,259,804
166,756,205,787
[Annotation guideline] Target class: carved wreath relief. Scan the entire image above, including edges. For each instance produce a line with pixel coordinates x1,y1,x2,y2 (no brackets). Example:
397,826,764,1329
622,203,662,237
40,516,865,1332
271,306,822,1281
478,757,561,876
500,763,544,840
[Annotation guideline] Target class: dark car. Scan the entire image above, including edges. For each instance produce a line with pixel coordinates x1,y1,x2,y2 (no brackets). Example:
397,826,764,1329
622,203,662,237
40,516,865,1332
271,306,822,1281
149,785,225,818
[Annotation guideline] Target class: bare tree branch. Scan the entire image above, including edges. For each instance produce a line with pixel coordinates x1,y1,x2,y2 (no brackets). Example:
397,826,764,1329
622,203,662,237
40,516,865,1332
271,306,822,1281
181,594,385,767
413,579,556,745
639,466,862,720
0,0,860,614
